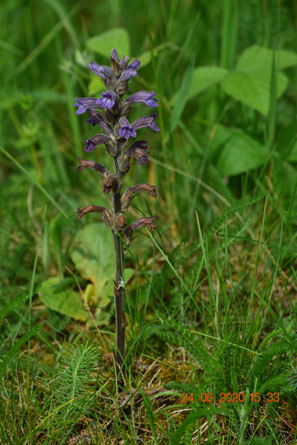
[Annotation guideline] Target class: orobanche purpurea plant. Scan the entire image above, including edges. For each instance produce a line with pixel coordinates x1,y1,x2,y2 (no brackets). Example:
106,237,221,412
74,48,159,376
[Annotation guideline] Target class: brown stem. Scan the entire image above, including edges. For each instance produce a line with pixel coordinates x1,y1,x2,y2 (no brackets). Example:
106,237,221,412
112,157,125,375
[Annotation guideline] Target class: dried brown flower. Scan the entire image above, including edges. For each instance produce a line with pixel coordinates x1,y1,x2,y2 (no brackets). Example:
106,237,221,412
124,216,157,244
76,205,107,219
77,158,110,176
121,183,158,211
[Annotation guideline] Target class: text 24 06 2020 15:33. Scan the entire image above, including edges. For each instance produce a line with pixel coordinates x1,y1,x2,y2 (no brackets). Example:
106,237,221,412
181,392,280,403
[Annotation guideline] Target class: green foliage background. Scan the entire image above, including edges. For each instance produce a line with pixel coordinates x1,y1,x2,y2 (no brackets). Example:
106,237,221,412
1,0,297,443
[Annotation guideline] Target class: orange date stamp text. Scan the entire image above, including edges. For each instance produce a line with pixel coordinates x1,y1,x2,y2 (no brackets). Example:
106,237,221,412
181,392,280,404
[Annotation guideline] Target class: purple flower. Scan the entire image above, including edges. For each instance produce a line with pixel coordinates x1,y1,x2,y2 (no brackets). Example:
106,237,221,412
118,58,140,83
118,140,151,173
128,58,141,70
74,98,98,114
84,134,111,152
132,113,160,132
118,114,160,141
86,110,113,135
110,49,121,74
119,69,137,82
119,56,130,70
96,91,117,109
124,91,159,108
88,62,113,81
110,49,120,63
118,117,137,140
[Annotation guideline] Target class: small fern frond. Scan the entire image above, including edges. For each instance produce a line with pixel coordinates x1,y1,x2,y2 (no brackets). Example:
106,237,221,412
52,342,101,426
56,342,100,403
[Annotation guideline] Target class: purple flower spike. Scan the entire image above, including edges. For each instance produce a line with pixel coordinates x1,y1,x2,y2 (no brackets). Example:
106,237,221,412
96,91,117,109
75,48,160,372
124,91,159,108
128,58,141,70
74,98,98,114
119,117,137,140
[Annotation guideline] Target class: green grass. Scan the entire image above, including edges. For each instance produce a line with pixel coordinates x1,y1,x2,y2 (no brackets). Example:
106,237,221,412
1,0,297,443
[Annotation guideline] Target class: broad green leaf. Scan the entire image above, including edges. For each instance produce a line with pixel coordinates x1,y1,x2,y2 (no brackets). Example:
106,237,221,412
86,28,130,58
39,277,88,321
170,66,228,106
71,223,133,307
221,69,288,115
221,45,294,114
211,127,268,176
237,45,297,71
